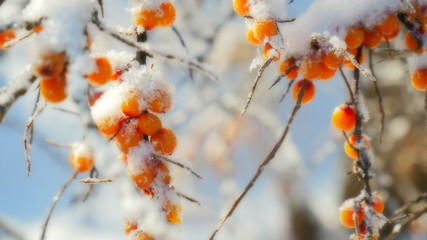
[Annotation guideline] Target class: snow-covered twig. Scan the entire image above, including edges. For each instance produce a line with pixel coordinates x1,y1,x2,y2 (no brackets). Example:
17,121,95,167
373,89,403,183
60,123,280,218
209,79,308,240
23,100,46,176
0,72,37,123
40,170,79,240
240,57,273,116
79,177,113,184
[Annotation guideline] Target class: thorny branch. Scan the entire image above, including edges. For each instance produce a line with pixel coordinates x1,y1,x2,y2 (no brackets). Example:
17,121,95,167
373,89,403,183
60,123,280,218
240,57,273,116
40,170,79,240
209,79,309,240
368,50,385,143
23,100,46,176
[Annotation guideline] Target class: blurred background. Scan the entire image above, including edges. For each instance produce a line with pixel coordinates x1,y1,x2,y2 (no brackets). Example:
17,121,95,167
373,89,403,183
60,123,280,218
0,0,426,239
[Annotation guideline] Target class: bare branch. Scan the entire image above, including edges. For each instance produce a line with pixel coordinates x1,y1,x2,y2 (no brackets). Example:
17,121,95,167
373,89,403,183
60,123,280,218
209,79,308,240
40,170,79,240
45,139,72,149
339,67,356,105
0,217,25,240
276,79,295,106
392,192,427,216
384,204,427,240
154,154,203,180
240,58,273,116
269,65,297,89
172,25,194,82
23,100,46,176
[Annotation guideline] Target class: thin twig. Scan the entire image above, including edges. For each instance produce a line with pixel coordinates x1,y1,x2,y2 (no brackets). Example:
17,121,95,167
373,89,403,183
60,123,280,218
392,192,427,216
40,170,79,240
97,0,104,17
0,217,25,240
23,100,46,176
79,177,113,184
243,15,296,23
82,167,99,202
176,192,201,206
339,68,356,105
209,79,308,240
171,25,194,82
45,139,72,149
369,50,385,143
53,107,79,116
154,154,203,180
240,58,273,116
276,79,295,106
269,65,297,89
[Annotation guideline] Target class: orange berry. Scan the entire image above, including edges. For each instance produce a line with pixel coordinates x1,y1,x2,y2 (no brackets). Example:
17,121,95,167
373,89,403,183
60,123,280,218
33,52,66,79
339,199,364,228
233,0,249,16
40,75,67,103
0,29,15,49
370,193,385,214
163,201,181,224
300,56,322,79
411,68,427,90
122,90,142,117
263,43,280,61
331,104,356,131
151,128,177,155
124,219,138,235
343,47,365,70
382,26,399,41
159,2,176,27
33,25,43,33
375,14,400,36
135,232,155,240
118,153,128,164
322,51,343,69
318,62,337,80
128,163,157,190
146,89,172,113
405,32,420,51
136,113,162,136
253,21,277,42
116,124,144,153
363,29,382,48
292,80,315,104
279,59,299,79
246,28,262,45
112,71,122,81
133,9,161,30
69,143,95,172
344,134,370,160
87,57,112,86
345,26,365,49
95,116,122,138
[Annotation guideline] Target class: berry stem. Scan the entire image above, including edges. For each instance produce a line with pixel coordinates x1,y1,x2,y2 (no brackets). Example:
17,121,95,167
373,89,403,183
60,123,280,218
368,49,385,143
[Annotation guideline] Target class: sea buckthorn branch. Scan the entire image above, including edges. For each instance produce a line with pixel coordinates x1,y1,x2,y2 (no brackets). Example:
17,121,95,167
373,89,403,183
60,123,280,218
171,25,194,81
368,49,385,143
82,167,99,202
209,79,309,240
391,192,427,217
176,192,201,206
23,100,46,176
91,12,218,81
40,170,79,240
79,177,113,184
243,15,296,24
0,72,37,123
269,65,298,89
240,57,273,116
339,67,356,105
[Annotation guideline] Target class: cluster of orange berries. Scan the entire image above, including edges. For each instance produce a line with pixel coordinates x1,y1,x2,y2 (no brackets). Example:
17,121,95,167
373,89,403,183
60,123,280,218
31,49,114,103
339,193,385,240
132,1,176,31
